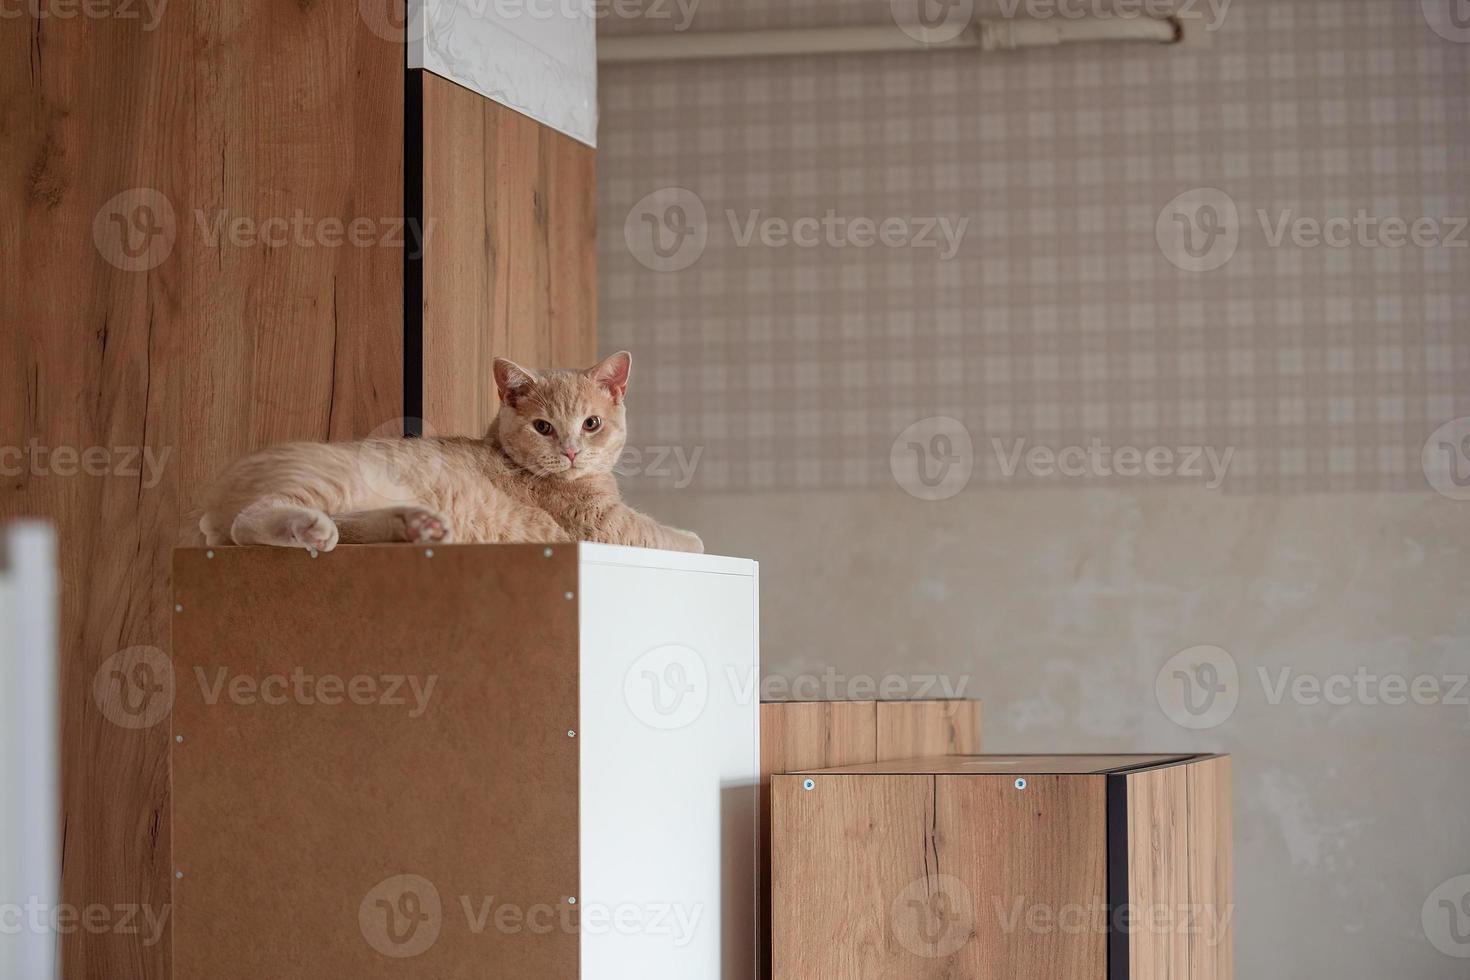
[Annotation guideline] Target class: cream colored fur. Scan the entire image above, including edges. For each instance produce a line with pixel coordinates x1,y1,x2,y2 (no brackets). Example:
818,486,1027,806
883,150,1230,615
195,352,703,554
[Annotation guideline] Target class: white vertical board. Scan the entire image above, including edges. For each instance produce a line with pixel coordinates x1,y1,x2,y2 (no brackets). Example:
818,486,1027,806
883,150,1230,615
578,543,759,979
0,523,60,980
407,0,597,146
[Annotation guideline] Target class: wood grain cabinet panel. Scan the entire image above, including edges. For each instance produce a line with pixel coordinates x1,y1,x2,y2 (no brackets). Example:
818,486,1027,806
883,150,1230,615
757,702,878,980
419,73,597,438
757,700,982,978
875,698,983,759
772,754,1232,980
1,9,404,980
1127,756,1234,980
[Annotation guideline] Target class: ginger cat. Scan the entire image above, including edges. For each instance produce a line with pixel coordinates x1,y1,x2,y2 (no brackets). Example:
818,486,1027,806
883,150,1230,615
196,351,703,554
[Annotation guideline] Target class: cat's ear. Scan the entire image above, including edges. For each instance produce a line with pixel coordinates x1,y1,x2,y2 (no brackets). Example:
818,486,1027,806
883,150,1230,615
585,351,631,405
493,357,538,407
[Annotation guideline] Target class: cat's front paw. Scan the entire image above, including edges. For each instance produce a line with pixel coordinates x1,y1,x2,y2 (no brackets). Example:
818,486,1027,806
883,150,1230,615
288,509,339,553
675,529,704,554
402,507,453,544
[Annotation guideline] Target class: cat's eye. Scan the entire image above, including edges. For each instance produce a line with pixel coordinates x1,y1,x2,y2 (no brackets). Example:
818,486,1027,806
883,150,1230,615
583,416,602,432
533,419,555,436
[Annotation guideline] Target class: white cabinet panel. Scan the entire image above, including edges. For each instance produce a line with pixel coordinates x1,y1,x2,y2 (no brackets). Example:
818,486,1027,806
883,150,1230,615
410,0,597,146
0,523,59,980
578,543,760,979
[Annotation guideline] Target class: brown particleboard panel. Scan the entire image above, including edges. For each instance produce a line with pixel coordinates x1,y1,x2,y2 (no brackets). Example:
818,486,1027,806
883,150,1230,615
771,772,1107,980
171,544,579,979
0,9,402,980
875,699,983,759
1127,755,1234,980
421,76,597,437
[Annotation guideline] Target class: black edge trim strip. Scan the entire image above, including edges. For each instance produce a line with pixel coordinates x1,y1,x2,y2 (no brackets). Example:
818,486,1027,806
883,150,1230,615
403,67,425,438
1107,773,1130,980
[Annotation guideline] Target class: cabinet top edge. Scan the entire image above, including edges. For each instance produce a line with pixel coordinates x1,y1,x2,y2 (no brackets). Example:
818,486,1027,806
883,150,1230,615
791,753,1220,776
577,541,757,576
174,542,757,577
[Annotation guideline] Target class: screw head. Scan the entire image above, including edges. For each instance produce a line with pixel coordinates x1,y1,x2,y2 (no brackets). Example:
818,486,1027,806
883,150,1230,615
564,591,574,601
425,548,435,558
803,778,816,791
543,547,554,557
175,735,184,743
567,729,576,738
205,550,215,559
175,871,184,879
1014,778,1028,790
174,604,183,613
567,896,577,906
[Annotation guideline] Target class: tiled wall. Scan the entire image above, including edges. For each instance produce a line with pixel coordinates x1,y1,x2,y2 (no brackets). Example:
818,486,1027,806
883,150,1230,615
599,0,1470,495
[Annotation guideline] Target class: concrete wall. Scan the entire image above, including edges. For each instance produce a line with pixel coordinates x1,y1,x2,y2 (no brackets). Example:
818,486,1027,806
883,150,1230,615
626,487,1468,978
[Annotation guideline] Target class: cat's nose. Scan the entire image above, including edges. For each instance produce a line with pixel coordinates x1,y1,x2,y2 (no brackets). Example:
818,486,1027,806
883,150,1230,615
562,448,578,463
